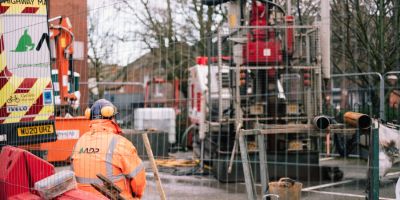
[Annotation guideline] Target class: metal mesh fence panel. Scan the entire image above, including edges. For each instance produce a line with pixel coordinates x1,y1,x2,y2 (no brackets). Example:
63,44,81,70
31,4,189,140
1,0,399,200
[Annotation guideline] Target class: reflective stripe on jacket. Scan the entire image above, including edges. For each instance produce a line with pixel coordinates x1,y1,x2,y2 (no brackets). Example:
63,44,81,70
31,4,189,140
72,120,146,200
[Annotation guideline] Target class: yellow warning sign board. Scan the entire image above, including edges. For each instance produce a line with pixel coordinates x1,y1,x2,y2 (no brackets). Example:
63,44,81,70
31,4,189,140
1,0,47,15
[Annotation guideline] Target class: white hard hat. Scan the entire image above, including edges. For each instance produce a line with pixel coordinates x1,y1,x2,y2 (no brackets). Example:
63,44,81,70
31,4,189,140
387,75,398,80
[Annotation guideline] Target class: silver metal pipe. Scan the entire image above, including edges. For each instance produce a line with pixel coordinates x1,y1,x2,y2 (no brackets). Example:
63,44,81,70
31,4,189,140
320,0,331,79
306,33,310,64
236,25,318,29
384,71,400,76
306,87,312,124
239,132,257,200
317,68,323,115
286,0,291,15
228,122,242,173
200,139,205,172
313,115,331,130
218,29,223,121
80,82,144,86
305,28,317,65
48,16,62,22
258,134,269,196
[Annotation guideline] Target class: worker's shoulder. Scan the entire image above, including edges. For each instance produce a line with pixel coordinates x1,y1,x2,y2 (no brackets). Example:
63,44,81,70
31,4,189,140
113,134,134,146
113,135,139,154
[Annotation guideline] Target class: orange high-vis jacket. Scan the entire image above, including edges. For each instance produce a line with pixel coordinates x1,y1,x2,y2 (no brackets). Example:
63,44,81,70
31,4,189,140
71,120,146,200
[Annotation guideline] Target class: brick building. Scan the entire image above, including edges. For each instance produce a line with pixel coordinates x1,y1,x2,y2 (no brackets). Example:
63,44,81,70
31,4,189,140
49,0,88,107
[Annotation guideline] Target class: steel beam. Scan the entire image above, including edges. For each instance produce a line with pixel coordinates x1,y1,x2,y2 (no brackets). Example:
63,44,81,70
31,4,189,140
239,131,257,200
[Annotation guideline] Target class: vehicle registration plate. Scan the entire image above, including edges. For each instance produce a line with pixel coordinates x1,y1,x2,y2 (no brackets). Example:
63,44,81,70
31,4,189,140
17,125,54,137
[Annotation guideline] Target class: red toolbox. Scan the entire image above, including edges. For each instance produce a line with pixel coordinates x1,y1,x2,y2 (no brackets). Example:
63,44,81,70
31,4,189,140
8,192,42,200
56,189,108,200
0,146,55,199
9,189,108,200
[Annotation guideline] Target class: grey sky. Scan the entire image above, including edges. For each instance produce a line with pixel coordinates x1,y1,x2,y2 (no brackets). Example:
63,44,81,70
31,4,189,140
87,0,149,66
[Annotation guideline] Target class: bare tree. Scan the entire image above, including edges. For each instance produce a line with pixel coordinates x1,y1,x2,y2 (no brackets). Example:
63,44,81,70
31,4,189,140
115,0,226,80
331,0,400,74
328,0,400,115
88,9,124,98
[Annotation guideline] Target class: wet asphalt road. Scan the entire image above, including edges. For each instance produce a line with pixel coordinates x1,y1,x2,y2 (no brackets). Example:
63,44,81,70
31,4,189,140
57,157,399,200
142,158,398,200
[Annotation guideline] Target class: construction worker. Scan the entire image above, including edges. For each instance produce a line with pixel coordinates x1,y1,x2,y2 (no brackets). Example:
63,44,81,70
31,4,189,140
71,99,146,199
387,75,400,108
386,75,400,122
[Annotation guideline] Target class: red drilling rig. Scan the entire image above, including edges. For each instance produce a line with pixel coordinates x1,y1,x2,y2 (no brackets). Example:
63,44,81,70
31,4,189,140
188,0,342,185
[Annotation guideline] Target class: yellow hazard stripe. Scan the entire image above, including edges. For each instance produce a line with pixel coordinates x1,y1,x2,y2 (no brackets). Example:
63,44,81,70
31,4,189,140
34,104,53,121
3,78,48,123
0,76,24,107
1,0,47,15
36,2,46,15
0,54,5,73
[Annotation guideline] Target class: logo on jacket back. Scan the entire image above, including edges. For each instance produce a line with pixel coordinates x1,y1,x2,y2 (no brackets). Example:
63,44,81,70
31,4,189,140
79,147,99,154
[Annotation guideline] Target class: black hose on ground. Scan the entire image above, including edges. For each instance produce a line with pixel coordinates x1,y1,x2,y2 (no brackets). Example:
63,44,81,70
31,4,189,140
180,124,198,151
